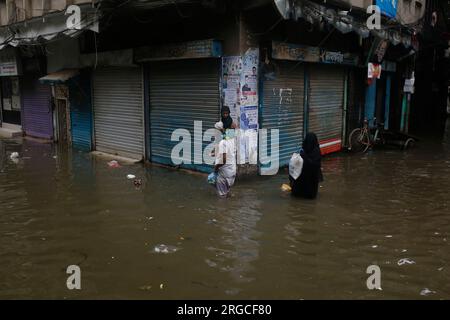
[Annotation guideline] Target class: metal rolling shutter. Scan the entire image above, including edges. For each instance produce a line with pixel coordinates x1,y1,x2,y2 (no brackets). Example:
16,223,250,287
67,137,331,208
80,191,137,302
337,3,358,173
149,59,220,172
93,67,144,159
308,65,344,154
261,62,304,167
69,73,92,151
22,77,53,140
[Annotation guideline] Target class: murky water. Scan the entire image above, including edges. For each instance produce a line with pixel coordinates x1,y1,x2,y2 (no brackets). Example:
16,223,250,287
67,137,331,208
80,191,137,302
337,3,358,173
1,122,450,299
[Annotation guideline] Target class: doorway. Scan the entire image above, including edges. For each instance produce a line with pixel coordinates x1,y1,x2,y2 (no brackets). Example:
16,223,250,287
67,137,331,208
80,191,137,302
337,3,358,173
0,77,22,126
56,98,71,146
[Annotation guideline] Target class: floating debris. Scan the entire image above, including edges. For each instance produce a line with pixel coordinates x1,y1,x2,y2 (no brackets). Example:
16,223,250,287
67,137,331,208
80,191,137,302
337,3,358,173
398,258,416,266
372,245,378,249
153,244,180,254
10,152,19,160
281,184,292,192
107,160,120,168
160,284,164,289
420,288,436,296
127,174,136,179
139,285,152,291
385,235,393,238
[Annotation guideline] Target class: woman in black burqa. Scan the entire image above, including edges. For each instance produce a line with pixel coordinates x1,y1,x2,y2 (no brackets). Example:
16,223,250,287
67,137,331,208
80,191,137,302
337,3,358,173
289,132,323,199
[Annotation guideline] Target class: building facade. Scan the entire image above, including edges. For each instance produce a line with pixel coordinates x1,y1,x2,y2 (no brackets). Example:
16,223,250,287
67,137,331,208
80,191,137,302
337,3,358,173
1,0,443,174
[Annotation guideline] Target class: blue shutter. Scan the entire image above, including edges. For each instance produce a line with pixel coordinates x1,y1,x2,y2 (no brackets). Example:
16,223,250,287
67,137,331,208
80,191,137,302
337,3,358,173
261,62,304,167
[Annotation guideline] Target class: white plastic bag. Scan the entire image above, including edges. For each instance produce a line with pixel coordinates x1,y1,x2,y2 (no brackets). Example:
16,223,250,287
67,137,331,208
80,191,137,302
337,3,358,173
289,153,303,180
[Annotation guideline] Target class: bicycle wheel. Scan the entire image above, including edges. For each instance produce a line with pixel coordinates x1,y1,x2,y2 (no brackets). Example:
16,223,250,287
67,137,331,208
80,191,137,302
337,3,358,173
403,138,415,150
348,128,371,153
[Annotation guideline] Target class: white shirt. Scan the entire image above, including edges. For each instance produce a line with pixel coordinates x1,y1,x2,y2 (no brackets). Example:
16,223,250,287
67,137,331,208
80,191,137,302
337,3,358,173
215,138,237,184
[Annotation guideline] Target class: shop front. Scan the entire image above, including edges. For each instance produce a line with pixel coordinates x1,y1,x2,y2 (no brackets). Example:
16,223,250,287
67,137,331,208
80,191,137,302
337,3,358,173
136,39,222,172
92,66,144,160
261,41,358,163
0,48,22,128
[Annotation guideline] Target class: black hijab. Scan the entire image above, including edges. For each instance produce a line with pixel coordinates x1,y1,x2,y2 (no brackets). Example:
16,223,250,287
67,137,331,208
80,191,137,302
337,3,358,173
221,106,233,130
290,132,323,198
301,132,322,168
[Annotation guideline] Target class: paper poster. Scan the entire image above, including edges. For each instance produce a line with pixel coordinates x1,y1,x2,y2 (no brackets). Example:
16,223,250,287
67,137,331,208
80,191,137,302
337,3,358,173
240,105,258,130
238,129,258,164
2,99,11,111
222,49,260,164
368,63,382,79
240,48,259,107
222,56,242,121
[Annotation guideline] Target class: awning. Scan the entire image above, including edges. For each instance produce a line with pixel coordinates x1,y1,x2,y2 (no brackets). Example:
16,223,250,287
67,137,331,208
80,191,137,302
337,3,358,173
39,69,79,84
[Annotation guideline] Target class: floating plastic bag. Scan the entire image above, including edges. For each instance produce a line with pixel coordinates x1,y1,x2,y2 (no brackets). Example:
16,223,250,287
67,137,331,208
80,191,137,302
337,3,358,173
10,152,19,160
289,153,303,180
207,172,217,185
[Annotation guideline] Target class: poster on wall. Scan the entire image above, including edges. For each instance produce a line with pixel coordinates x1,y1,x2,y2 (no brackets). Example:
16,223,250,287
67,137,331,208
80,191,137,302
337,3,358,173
2,99,12,111
222,48,260,165
11,77,21,111
368,63,382,79
240,48,259,107
222,56,242,121
240,105,258,130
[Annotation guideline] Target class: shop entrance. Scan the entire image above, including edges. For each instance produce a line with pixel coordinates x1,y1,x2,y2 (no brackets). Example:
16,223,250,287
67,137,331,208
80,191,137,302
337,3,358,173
0,77,21,126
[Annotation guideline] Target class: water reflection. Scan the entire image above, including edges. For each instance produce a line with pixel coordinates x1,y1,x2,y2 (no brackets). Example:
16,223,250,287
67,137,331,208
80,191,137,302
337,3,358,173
1,135,450,299
205,190,262,295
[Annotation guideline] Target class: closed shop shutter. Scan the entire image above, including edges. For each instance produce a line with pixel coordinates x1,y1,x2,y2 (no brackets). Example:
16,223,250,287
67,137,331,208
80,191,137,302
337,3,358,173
149,59,220,172
22,77,53,140
261,62,304,167
93,67,144,159
308,65,344,154
69,72,92,151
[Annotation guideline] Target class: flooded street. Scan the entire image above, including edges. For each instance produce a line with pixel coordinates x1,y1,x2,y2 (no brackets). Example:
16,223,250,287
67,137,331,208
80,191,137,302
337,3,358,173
1,123,450,300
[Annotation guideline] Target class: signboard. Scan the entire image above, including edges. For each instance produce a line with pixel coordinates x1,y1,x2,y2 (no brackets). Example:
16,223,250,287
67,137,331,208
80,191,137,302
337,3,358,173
134,39,222,62
272,41,359,66
376,0,398,19
0,49,21,76
320,50,344,64
404,78,415,94
272,41,320,62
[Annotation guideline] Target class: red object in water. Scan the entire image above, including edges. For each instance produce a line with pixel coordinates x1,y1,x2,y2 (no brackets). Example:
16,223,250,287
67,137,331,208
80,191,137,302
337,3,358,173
320,138,342,155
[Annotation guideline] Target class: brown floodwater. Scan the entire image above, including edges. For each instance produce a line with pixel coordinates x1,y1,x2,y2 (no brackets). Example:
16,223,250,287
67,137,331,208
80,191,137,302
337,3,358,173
1,121,450,299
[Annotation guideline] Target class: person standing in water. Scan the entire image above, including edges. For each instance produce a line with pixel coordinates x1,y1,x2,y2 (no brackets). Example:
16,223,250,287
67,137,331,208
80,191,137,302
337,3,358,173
289,132,323,199
214,124,237,198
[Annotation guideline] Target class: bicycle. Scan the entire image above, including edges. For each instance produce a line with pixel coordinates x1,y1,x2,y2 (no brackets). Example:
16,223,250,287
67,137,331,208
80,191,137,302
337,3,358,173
348,118,386,153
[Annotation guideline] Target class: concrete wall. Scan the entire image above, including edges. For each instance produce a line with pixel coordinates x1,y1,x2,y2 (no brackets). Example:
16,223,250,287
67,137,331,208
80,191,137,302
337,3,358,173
46,37,81,73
